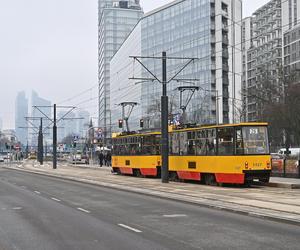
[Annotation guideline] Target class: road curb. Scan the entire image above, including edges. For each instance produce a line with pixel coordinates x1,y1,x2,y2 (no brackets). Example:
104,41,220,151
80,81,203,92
4,166,300,226
266,182,300,189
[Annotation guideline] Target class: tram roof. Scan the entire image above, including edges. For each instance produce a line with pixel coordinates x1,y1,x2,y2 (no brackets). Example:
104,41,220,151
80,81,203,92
112,131,161,138
112,122,268,138
170,122,269,132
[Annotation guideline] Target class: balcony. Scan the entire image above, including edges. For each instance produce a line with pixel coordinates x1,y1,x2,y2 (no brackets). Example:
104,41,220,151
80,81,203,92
211,35,216,43
222,63,229,71
223,77,229,85
222,90,229,98
222,36,229,45
211,23,216,31
222,24,229,32
222,10,228,18
222,50,229,58
223,104,229,112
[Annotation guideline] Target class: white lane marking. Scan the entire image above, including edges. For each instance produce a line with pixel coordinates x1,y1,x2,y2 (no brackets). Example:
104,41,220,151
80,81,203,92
118,224,142,233
51,197,61,202
163,214,187,218
21,186,26,188
12,207,22,210
34,191,41,194
77,207,90,213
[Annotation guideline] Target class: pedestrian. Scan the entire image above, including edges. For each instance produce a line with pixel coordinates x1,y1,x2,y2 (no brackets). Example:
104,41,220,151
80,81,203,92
99,151,104,167
104,152,108,166
106,151,111,167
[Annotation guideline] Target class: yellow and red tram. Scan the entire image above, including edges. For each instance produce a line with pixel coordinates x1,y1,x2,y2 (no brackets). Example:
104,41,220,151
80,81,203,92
111,123,271,185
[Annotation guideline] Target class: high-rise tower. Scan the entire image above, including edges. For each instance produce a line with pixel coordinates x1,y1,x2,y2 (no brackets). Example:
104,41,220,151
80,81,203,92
98,0,143,143
15,91,28,145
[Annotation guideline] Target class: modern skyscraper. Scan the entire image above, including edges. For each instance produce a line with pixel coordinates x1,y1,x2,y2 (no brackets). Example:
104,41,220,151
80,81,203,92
241,17,252,122
110,0,242,132
245,0,300,121
77,110,90,137
31,91,51,146
283,25,300,71
15,91,28,145
98,0,143,142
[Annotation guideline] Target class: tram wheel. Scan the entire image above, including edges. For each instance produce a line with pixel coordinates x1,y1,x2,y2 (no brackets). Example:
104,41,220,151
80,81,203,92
169,172,179,182
133,169,143,177
204,174,217,186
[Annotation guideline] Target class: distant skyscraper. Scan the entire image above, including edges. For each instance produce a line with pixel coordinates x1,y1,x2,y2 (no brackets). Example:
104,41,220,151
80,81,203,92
15,91,28,145
77,110,90,137
57,111,77,142
0,117,2,131
98,0,143,142
31,91,51,146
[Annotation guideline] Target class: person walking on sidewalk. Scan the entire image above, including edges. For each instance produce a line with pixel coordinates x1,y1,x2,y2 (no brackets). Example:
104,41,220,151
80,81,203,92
104,152,108,166
106,151,111,167
99,151,104,167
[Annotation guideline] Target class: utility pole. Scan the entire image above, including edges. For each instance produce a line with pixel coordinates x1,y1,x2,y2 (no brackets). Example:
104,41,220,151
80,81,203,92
53,104,57,169
33,104,79,169
37,118,44,165
161,52,169,183
130,52,198,183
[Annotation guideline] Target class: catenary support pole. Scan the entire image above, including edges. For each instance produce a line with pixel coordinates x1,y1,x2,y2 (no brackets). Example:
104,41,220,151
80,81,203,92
53,104,57,169
161,51,169,183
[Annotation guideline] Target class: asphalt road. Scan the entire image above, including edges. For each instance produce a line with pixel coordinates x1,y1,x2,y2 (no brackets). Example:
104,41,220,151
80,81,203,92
0,168,299,250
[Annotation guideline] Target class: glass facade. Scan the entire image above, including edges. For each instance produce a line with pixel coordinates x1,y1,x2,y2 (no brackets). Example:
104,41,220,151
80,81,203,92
98,0,143,141
140,0,212,128
110,0,242,133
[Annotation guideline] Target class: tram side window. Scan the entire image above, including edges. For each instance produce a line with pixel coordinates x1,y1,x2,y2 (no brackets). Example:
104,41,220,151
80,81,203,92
171,133,180,155
195,130,207,155
187,131,196,155
142,135,160,155
235,128,244,155
179,132,188,155
206,129,216,155
217,127,234,155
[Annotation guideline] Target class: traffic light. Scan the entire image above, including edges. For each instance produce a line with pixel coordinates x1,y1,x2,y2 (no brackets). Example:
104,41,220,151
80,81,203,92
140,119,144,128
118,119,123,128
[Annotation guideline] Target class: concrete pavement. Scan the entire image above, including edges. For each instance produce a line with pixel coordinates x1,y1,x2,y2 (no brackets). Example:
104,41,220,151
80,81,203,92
4,160,300,225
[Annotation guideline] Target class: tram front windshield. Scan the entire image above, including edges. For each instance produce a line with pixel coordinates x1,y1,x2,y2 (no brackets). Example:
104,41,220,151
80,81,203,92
242,126,269,155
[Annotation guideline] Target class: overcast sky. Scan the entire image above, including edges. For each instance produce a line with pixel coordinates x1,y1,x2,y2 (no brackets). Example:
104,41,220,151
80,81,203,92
0,0,269,129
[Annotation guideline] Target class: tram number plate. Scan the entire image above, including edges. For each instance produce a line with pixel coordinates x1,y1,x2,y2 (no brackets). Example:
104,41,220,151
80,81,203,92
188,162,196,169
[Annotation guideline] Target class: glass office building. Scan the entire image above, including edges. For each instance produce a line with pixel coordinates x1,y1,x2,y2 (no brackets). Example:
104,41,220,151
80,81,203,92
111,0,242,132
98,0,143,142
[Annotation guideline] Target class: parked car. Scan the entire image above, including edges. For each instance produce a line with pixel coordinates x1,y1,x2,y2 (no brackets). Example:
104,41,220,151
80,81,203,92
72,153,89,164
278,148,300,157
0,156,4,162
271,153,283,159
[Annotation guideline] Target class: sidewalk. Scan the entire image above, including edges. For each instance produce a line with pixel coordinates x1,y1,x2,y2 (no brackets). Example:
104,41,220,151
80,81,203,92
268,177,300,189
5,160,300,225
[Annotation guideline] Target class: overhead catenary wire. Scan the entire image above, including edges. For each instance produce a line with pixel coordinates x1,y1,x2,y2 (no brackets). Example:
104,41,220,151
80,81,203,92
57,84,98,105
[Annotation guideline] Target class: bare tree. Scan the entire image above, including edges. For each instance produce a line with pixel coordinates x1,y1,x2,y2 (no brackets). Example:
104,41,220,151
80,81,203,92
243,65,300,147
